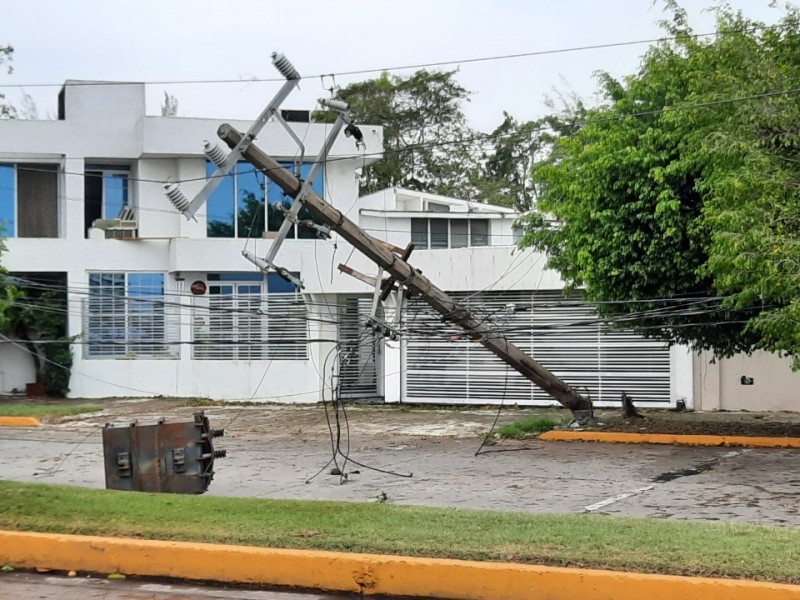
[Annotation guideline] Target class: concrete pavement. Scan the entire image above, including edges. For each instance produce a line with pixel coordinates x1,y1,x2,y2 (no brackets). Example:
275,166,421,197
1,404,799,524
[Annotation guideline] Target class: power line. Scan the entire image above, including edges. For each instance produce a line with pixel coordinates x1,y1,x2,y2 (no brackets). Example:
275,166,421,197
7,82,800,196
0,21,794,90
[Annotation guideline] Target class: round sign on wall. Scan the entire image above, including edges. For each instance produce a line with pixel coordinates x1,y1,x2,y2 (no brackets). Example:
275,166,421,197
190,280,207,295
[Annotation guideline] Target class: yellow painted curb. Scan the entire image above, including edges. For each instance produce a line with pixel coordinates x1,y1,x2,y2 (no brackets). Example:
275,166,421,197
539,430,800,448
0,416,41,427
1,531,800,600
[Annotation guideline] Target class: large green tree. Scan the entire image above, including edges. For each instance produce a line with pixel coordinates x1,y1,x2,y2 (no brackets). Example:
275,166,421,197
520,3,800,363
315,69,478,198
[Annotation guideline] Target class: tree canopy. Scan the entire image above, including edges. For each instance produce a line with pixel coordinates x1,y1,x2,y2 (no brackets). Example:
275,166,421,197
519,3,800,364
314,69,479,198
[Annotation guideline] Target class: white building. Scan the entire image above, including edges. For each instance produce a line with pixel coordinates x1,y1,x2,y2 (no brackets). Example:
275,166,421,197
1,81,798,410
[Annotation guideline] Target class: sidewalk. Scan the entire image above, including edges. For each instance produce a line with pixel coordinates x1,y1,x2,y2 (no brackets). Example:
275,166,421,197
2,530,800,600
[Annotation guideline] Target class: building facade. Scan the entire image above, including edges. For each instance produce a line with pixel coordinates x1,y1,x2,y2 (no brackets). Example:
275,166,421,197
1,82,798,410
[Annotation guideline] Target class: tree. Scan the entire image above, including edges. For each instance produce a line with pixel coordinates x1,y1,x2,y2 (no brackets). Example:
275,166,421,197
3,278,72,396
0,45,14,119
314,70,479,198
161,92,179,117
519,3,800,363
472,101,586,210
18,93,38,120
0,239,13,330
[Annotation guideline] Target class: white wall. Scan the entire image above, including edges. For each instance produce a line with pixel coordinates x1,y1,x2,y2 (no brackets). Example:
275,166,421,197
0,341,36,393
693,350,800,412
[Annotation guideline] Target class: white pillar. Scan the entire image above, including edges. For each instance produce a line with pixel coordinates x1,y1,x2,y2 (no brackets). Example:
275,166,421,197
63,158,84,240
384,339,402,403
670,344,694,409
307,292,339,403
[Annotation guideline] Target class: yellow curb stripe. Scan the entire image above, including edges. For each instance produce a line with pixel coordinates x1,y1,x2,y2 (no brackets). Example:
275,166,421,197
539,430,800,448
0,416,41,427
1,530,800,600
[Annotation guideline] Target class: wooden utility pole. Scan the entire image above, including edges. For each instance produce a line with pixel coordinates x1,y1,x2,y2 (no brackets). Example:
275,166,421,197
218,124,593,416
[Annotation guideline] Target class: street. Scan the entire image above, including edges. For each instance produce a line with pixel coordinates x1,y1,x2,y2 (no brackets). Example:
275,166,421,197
1,402,799,524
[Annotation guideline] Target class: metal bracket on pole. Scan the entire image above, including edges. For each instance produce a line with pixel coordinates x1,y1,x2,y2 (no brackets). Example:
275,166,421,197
392,285,406,325
338,264,402,341
261,100,353,268
369,267,385,320
272,110,305,177
277,204,331,238
164,52,301,220
242,249,303,291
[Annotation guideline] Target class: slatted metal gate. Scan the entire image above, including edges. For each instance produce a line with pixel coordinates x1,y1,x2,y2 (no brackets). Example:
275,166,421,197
404,290,672,406
338,297,381,399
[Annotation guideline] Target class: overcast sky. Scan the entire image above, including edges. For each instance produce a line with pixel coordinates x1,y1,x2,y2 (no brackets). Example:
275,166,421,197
1,0,785,132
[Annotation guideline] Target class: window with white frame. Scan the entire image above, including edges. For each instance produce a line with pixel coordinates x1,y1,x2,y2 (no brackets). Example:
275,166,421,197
410,218,490,249
0,162,59,238
84,164,130,236
192,272,308,360
85,272,178,359
206,161,324,239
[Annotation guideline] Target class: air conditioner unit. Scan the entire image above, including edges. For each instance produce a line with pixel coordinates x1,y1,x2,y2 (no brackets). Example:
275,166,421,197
91,207,138,239
105,228,137,240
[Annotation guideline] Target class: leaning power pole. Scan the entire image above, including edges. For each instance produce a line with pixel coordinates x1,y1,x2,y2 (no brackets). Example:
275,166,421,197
216,124,593,418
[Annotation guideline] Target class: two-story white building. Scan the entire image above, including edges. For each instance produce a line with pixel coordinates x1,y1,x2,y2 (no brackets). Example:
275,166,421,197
2,81,798,411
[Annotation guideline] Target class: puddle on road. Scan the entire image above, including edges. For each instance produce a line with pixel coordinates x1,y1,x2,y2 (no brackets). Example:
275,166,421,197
653,462,715,482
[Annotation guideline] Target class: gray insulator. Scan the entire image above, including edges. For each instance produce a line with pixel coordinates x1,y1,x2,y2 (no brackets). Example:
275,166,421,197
319,98,349,112
164,182,190,213
271,52,300,81
203,141,227,168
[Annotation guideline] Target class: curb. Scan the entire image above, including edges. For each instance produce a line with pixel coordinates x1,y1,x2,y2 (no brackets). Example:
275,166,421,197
0,416,41,427
539,430,800,448
2,530,800,600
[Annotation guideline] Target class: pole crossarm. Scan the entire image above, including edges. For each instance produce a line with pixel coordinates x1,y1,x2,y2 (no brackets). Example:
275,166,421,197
218,124,592,414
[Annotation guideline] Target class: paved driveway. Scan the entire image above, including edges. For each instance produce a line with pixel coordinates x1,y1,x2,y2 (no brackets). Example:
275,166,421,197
1,403,799,525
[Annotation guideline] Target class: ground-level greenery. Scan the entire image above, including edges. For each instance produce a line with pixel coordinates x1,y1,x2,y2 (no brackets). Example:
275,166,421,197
0,481,798,583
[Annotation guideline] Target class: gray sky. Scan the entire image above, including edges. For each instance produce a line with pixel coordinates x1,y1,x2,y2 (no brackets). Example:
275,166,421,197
1,0,785,132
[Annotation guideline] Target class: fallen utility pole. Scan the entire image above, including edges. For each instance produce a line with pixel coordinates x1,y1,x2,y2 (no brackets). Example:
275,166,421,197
218,124,593,418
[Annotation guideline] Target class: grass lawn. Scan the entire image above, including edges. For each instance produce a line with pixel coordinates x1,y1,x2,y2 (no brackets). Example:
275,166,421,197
0,481,798,583
0,403,102,419
496,415,565,438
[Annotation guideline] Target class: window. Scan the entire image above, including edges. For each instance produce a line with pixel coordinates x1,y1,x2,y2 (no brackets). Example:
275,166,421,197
85,272,177,359
267,162,325,239
0,163,59,238
451,220,468,248
206,161,324,239
84,165,130,236
409,218,491,249
470,220,489,247
192,272,308,360
206,161,265,238
411,218,428,247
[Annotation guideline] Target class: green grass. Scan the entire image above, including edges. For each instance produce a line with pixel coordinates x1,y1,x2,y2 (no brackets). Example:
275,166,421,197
496,416,563,438
0,481,798,583
0,403,102,419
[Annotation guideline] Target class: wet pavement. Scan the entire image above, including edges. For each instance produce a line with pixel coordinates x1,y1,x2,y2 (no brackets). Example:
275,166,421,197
1,402,799,524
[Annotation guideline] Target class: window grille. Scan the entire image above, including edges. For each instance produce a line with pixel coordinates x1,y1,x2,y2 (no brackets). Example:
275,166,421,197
84,273,178,359
192,289,308,360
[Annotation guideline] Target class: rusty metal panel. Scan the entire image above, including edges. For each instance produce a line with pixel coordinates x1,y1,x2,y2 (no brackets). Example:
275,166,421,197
102,412,225,494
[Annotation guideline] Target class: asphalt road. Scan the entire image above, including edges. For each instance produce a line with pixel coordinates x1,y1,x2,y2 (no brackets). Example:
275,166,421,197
1,403,799,524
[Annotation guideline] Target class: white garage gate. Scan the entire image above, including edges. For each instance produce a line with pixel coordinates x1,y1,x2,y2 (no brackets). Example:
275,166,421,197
403,290,672,407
